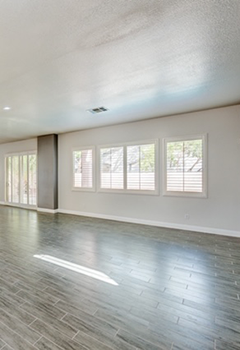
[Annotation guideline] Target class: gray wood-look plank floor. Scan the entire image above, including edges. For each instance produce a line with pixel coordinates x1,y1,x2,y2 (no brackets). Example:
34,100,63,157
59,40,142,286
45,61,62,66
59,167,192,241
0,206,240,350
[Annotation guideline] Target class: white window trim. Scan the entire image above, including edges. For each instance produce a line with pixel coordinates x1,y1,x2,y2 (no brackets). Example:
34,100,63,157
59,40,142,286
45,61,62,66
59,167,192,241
5,150,37,157
97,139,159,195
162,134,207,198
72,146,95,192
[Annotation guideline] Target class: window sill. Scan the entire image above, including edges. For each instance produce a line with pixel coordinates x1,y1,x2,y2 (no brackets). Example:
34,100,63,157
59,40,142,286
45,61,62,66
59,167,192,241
72,187,95,192
97,188,159,196
163,191,207,198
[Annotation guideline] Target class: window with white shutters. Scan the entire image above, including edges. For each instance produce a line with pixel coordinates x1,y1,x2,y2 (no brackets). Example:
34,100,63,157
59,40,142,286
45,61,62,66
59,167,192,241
164,136,206,196
73,148,94,190
99,141,157,193
127,144,155,191
100,147,124,189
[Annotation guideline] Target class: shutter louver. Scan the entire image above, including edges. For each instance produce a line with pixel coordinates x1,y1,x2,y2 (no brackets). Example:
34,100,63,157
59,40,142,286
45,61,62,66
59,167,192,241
73,149,93,188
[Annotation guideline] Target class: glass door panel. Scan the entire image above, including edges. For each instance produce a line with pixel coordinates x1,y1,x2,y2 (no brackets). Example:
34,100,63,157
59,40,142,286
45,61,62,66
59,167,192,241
21,155,28,205
29,154,37,206
12,156,19,203
6,157,12,203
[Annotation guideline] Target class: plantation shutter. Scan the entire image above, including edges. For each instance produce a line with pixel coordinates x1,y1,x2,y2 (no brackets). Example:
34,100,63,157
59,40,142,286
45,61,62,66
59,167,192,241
127,143,155,191
166,139,203,193
73,149,93,188
100,147,124,189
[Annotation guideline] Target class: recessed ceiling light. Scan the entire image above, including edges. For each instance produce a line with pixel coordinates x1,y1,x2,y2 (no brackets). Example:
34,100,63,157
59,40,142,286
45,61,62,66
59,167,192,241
3,106,11,111
87,106,108,114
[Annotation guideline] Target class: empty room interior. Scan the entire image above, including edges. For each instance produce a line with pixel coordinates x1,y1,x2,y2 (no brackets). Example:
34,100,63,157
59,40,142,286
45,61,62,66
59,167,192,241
0,1,240,350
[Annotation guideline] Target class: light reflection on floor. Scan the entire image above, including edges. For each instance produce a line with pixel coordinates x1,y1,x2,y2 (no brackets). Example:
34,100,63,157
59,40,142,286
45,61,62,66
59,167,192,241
34,254,118,286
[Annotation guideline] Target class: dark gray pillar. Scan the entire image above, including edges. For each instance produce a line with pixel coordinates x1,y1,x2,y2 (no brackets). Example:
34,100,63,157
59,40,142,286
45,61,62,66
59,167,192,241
37,134,58,210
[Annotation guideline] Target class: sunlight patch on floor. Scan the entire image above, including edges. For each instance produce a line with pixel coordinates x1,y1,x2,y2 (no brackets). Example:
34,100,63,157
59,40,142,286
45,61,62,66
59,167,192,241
34,254,118,286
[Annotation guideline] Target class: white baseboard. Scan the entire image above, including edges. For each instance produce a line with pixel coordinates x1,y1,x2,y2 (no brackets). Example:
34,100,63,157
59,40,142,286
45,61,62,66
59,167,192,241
1,202,239,238
0,201,36,210
37,208,58,214
57,209,240,238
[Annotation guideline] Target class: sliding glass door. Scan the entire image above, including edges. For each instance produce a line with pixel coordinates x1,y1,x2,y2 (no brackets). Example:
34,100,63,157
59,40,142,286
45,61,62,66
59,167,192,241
28,154,37,205
6,153,37,207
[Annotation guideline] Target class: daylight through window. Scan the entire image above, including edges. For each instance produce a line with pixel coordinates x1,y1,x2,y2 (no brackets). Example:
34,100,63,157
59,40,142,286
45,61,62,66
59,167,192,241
99,141,157,193
73,149,93,189
165,137,205,195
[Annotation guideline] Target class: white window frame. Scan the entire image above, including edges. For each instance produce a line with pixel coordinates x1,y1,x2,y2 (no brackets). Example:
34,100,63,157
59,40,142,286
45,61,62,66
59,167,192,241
72,146,95,192
162,134,207,198
98,139,159,195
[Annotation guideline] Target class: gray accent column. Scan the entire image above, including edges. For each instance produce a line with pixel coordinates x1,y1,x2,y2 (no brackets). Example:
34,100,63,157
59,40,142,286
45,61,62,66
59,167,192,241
37,134,58,210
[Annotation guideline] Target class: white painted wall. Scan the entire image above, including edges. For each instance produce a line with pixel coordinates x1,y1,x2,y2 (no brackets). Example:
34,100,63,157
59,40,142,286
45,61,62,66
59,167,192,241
0,138,37,202
58,105,240,235
0,106,239,236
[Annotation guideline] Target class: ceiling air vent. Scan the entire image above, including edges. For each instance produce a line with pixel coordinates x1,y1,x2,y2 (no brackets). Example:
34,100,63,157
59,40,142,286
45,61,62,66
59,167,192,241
87,106,108,114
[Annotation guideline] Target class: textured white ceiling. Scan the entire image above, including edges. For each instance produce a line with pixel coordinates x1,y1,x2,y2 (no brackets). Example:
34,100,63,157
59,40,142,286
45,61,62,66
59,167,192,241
0,0,240,143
